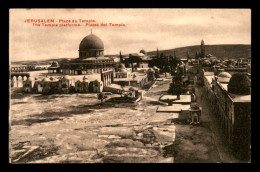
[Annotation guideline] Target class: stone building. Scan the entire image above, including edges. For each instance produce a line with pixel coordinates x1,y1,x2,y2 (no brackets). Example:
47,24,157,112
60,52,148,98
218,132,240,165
41,78,60,94
75,76,89,93
34,80,43,93
60,34,115,76
203,72,251,160
23,77,35,93
11,73,29,88
11,65,28,72
146,68,155,81
58,75,73,93
115,63,130,78
89,79,103,93
23,74,105,94
48,61,62,74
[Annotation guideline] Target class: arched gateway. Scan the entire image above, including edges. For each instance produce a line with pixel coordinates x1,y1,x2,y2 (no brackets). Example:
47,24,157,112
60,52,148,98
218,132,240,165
11,73,30,87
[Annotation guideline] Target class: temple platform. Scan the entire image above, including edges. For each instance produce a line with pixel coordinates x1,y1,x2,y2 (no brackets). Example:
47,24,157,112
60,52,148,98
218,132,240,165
156,104,190,113
160,95,191,104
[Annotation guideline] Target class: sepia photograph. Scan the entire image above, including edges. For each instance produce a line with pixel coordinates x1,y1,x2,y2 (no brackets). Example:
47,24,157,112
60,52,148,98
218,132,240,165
9,8,251,163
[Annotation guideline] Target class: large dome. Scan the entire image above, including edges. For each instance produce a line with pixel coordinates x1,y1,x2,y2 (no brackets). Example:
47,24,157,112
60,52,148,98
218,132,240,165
228,73,251,95
79,34,104,51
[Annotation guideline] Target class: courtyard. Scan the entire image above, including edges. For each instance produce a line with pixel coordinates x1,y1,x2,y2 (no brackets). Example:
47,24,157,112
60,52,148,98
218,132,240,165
9,76,241,163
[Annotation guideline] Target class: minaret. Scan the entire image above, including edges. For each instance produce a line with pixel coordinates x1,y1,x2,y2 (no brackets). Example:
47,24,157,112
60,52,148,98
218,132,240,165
119,51,123,63
201,40,205,58
187,51,190,59
157,48,159,58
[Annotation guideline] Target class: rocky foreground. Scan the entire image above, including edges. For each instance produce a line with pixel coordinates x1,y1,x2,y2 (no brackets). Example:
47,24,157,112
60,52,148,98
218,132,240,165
10,78,240,163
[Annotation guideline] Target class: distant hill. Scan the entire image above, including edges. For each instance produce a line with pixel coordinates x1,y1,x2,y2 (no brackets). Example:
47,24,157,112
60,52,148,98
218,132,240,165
147,44,251,60
11,58,75,65
11,44,251,65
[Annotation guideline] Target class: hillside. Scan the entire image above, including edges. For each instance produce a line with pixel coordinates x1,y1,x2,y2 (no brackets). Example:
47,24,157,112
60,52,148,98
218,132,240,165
11,58,75,65
147,44,251,60
11,44,251,65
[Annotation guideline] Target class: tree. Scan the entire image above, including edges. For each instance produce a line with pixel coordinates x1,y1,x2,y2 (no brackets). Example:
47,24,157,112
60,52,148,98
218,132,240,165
169,55,174,75
172,54,178,74
168,74,183,100
129,54,134,72
98,92,107,104
163,65,170,77
158,53,171,77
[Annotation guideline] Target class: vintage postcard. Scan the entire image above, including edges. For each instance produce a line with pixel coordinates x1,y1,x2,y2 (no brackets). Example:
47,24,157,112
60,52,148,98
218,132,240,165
9,9,251,163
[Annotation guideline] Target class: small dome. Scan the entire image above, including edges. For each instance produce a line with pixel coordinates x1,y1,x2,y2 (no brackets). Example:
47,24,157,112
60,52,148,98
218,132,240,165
79,34,104,51
139,49,146,54
218,72,232,78
228,73,251,95
27,77,35,81
153,66,158,70
42,78,50,82
83,75,89,80
218,72,232,83
51,61,59,67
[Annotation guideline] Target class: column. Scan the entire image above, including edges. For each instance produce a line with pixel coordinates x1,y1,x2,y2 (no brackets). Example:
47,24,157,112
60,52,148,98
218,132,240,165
18,76,23,87
109,73,111,84
108,74,110,85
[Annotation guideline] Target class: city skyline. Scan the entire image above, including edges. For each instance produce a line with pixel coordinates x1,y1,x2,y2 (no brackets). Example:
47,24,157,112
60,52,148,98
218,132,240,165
10,9,251,62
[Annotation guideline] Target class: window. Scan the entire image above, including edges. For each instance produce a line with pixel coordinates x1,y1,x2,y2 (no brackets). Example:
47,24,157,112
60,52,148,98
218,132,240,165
62,84,67,88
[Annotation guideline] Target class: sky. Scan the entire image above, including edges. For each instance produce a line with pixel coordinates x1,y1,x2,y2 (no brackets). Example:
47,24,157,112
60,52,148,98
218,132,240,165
9,9,251,62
